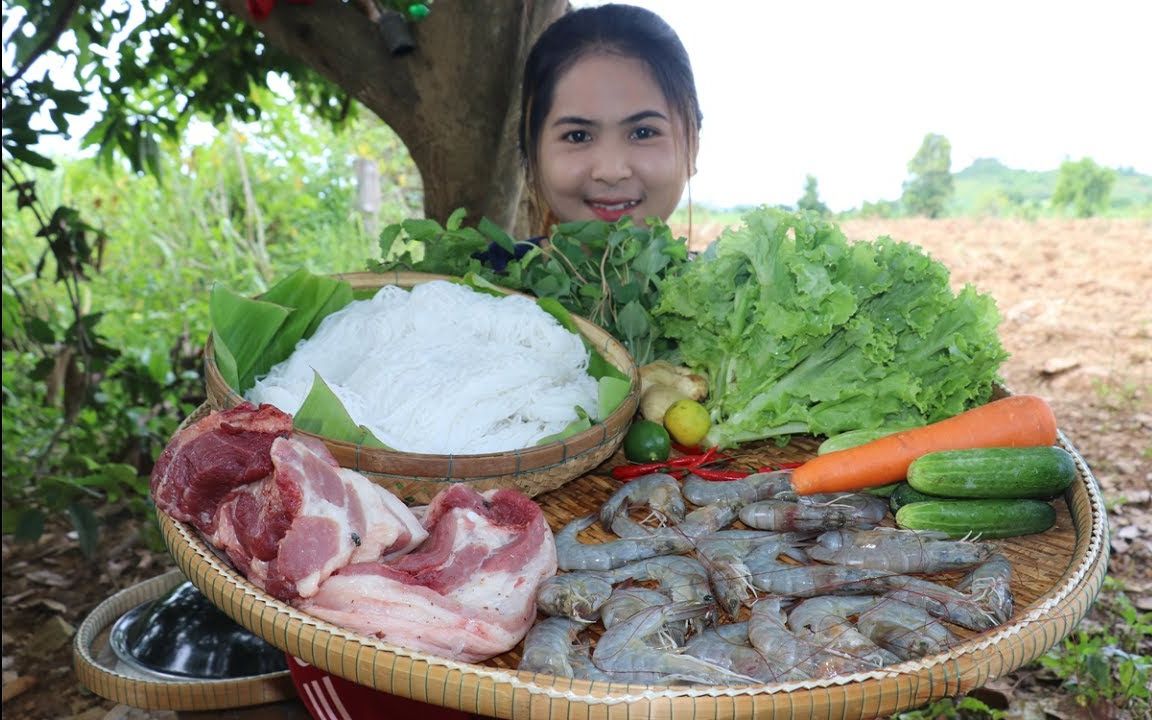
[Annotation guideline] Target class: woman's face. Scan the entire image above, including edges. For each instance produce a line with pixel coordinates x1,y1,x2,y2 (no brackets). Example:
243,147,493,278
536,52,692,225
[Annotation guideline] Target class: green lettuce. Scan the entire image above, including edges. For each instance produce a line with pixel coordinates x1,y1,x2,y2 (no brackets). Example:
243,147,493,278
655,208,1007,447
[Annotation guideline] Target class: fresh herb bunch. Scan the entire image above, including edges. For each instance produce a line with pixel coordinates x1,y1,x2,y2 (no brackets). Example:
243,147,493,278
369,210,691,365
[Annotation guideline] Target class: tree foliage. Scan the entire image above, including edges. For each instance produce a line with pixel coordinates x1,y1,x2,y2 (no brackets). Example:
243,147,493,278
1051,157,1116,218
797,174,829,216
902,133,954,218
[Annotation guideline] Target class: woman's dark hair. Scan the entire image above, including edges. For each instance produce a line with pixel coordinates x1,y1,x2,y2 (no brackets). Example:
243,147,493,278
519,3,702,230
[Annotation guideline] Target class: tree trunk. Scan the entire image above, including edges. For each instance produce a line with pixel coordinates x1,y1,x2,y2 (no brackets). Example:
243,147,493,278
216,0,566,231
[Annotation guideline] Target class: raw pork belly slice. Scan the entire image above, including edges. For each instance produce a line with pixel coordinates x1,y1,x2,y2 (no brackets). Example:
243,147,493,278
299,486,558,662
150,402,292,533
211,436,427,601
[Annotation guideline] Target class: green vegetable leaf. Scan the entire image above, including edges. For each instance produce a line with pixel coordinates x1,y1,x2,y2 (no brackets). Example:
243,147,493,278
536,407,593,446
656,207,1007,447
597,376,631,421
209,285,291,393
294,371,391,449
211,329,240,390
67,503,100,559
259,269,354,360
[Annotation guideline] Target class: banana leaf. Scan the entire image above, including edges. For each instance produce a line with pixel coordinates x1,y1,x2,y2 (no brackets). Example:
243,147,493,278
294,372,390,450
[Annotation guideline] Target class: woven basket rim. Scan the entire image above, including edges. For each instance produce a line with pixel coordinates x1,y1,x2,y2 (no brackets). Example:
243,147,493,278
158,400,1110,717
73,568,295,710
202,270,640,472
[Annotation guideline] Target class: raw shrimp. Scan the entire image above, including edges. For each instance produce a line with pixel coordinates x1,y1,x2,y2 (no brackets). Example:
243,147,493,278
855,597,957,661
600,586,673,630
808,527,995,573
536,571,615,621
879,574,1000,631
741,497,861,529
612,499,744,543
787,596,901,669
747,598,872,680
744,542,894,597
598,472,685,530
682,621,780,683
956,552,1014,624
518,617,605,679
797,492,889,527
592,600,761,685
677,499,743,540
607,555,717,635
599,586,686,652
682,470,792,507
695,531,805,618
556,514,689,571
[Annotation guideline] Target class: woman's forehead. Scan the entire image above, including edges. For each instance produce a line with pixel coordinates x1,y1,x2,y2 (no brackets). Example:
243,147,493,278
547,53,672,124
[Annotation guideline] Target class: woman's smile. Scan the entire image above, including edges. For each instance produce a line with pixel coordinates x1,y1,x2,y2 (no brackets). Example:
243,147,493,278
587,197,642,222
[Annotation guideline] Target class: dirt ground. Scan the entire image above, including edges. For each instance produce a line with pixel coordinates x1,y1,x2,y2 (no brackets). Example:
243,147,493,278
2,218,1149,719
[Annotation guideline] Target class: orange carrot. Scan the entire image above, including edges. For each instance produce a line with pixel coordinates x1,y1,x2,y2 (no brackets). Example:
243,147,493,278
791,395,1058,495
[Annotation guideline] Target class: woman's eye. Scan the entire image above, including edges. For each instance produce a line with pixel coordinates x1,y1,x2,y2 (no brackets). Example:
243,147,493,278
632,126,660,141
562,130,592,144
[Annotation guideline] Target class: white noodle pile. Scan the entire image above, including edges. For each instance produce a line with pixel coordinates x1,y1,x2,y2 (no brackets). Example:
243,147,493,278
246,280,599,454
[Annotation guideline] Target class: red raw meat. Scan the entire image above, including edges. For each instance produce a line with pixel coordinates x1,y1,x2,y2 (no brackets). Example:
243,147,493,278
299,486,557,662
150,402,292,533
211,436,427,601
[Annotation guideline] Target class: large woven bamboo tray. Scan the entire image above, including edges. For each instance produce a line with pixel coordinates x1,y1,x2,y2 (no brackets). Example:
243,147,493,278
158,416,1109,720
203,271,641,505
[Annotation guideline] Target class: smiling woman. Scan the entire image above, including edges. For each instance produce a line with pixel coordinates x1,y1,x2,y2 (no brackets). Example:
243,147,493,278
518,3,702,235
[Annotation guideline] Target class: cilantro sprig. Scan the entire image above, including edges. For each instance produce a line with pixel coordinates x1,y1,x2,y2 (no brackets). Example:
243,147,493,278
370,211,691,365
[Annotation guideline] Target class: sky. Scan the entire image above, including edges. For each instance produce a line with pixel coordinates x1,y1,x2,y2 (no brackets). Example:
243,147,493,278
11,1,1151,213
581,0,1152,211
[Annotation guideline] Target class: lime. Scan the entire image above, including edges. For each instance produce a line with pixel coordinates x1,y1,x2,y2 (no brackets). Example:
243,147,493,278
663,399,711,447
622,419,672,463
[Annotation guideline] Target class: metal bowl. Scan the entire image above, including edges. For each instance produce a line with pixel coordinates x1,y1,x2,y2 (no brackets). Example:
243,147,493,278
108,580,287,680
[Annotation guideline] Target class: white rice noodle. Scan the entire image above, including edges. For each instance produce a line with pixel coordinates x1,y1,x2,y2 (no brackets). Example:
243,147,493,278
246,280,599,454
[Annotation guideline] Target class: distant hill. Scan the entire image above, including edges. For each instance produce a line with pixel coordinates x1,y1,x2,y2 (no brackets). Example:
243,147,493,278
950,158,1152,216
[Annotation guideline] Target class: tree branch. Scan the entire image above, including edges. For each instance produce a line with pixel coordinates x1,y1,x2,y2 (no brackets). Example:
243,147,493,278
2,0,83,93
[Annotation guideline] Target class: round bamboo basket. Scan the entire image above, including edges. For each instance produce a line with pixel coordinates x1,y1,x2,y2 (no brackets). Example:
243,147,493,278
204,270,640,505
73,569,295,711
157,411,1109,719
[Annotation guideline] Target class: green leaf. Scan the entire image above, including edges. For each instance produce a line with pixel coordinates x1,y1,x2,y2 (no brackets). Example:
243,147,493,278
260,269,354,362
294,372,391,449
459,273,509,298
11,508,46,543
536,407,592,446
588,350,628,383
445,207,467,231
378,223,403,258
478,216,515,253
212,328,240,390
535,297,581,334
597,376,631,421
24,316,57,344
617,300,651,340
4,143,56,170
67,503,101,559
209,285,291,393
401,218,445,241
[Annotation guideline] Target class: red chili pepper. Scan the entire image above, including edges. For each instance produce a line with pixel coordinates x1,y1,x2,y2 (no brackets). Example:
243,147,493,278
610,447,732,481
691,467,752,482
610,463,669,480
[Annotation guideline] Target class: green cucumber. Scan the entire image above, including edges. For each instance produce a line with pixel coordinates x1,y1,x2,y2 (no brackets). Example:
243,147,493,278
895,499,1057,539
888,482,938,513
816,425,922,455
907,446,1076,500
864,482,902,498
